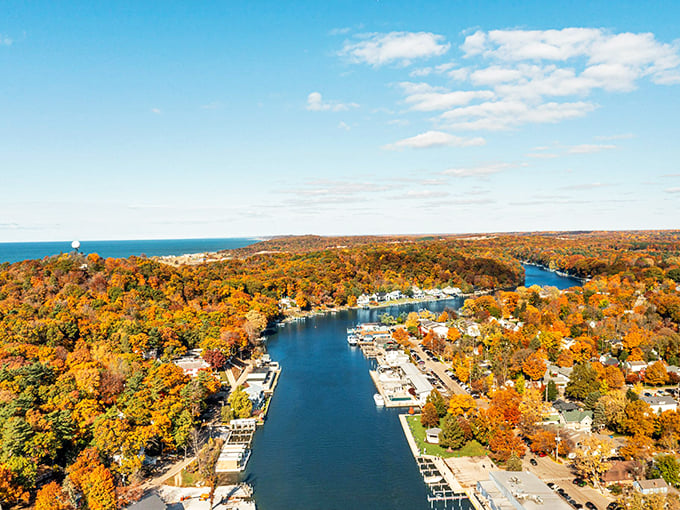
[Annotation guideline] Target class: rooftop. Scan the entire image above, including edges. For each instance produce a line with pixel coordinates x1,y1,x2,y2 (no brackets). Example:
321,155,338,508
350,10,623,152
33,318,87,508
487,471,572,510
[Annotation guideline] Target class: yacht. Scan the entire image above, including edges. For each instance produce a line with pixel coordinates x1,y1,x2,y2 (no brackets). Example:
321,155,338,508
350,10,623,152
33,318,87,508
373,393,385,406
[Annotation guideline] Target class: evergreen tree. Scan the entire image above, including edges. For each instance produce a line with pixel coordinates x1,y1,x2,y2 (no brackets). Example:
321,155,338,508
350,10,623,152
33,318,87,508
584,391,602,411
592,403,606,431
439,414,465,450
506,452,523,471
547,380,558,401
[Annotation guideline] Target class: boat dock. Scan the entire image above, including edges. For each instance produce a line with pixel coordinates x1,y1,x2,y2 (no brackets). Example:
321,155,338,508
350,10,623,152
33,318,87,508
399,415,471,508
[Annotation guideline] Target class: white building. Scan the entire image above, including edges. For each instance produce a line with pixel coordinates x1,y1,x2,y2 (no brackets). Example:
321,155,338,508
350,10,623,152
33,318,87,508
634,479,669,495
399,362,434,404
627,361,648,373
477,471,572,510
640,395,678,414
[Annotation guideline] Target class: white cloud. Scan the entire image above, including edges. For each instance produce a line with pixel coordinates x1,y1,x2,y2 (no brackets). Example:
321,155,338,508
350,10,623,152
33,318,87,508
568,144,616,154
441,99,595,130
470,66,525,85
561,182,609,190
339,31,450,66
329,27,351,36
526,152,559,159
594,133,634,140
448,67,471,81
396,190,448,199
461,28,680,91
338,121,351,131
399,82,495,111
665,187,680,193
0,35,12,46
382,130,485,150
306,92,359,112
442,162,518,177
151,108,162,114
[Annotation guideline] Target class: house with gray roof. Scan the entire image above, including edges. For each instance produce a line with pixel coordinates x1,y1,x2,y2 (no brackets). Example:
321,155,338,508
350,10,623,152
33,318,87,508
640,395,678,414
634,478,669,495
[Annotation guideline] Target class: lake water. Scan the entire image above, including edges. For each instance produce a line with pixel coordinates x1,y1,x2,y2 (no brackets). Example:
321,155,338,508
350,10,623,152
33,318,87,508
0,238,257,264
523,263,581,290
245,265,580,510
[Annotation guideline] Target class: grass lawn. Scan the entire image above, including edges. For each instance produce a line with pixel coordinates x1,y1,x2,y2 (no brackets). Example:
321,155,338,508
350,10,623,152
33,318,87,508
165,464,200,487
407,415,487,458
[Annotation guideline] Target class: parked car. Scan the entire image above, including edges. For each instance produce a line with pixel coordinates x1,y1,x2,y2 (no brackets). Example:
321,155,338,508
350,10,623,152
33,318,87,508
547,482,556,489
585,502,597,510
573,478,587,487
530,458,538,466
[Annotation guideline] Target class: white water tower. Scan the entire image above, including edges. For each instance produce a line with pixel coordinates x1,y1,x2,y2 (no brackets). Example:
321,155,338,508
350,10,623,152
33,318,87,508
71,240,81,253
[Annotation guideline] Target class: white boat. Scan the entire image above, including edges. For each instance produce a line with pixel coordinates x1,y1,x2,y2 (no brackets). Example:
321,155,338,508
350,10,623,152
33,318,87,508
347,335,358,346
424,475,443,484
373,393,385,406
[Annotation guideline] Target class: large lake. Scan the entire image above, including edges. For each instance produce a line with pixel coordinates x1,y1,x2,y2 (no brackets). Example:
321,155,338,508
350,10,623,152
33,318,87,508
0,238,257,264
245,265,580,509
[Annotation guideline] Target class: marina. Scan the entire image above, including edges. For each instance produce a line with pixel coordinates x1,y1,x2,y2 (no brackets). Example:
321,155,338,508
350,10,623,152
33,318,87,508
240,264,578,509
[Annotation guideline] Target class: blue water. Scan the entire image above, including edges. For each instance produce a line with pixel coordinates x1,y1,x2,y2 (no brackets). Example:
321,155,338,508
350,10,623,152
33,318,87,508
246,266,579,510
523,263,581,289
0,238,257,264
246,300,468,510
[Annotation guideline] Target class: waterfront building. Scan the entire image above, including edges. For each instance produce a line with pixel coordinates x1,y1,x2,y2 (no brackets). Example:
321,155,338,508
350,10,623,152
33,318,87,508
477,471,571,510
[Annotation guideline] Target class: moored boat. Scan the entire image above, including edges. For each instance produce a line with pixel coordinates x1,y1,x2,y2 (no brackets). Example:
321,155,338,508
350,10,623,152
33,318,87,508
373,393,385,406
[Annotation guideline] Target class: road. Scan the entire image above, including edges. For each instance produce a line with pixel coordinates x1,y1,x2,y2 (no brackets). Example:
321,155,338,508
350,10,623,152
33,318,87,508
411,343,613,510
523,453,613,510
411,344,466,396
142,455,196,490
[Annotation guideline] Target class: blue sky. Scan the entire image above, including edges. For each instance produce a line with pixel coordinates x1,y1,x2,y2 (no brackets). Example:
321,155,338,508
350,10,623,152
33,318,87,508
1,0,679,241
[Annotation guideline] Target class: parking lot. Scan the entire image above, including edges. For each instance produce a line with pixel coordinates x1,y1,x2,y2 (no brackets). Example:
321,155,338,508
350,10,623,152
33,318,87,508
410,344,468,396
523,453,613,510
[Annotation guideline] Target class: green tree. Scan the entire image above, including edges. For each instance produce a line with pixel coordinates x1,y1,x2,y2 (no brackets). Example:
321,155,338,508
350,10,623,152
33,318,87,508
593,403,607,431
652,455,680,487
420,402,440,428
426,389,448,418
566,363,601,401
439,414,465,450
585,391,602,411
547,380,557,401
227,386,253,419
667,269,680,283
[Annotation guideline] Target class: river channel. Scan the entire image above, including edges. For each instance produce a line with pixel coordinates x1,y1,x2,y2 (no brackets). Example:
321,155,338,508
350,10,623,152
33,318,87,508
244,265,580,510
